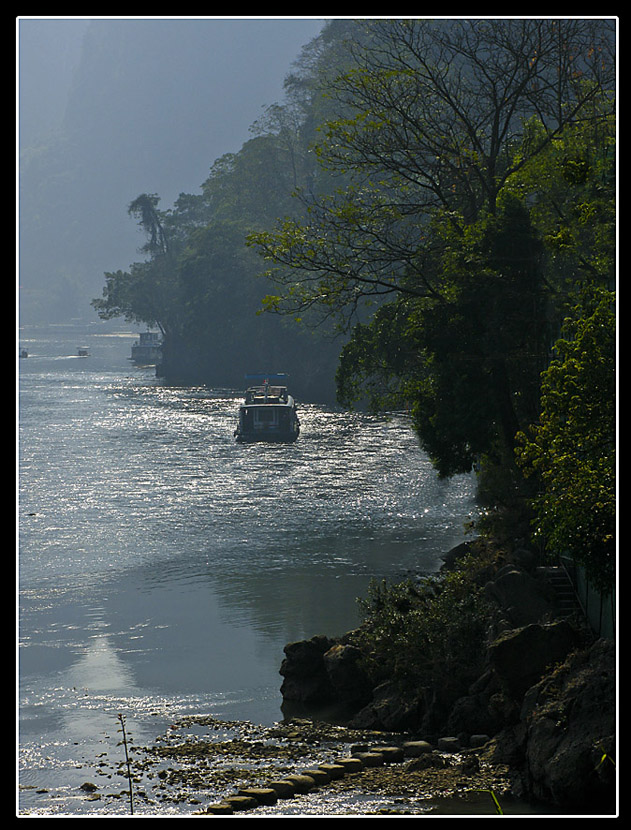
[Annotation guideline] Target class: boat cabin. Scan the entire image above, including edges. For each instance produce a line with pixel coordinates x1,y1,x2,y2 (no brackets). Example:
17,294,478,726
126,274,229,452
235,376,300,443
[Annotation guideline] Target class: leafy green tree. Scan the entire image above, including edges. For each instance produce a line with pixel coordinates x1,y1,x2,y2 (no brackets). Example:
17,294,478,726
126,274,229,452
516,288,616,592
250,19,615,324
93,194,185,340
248,18,616,531
355,566,493,709
336,193,550,478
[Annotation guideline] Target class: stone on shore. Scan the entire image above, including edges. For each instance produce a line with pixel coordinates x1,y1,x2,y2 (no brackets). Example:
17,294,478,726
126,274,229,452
402,740,433,757
335,757,364,772
319,763,346,779
352,750,386,766
222,794,259,811
283,773,318,793
300,768,331,785
266,780,297,798
204,802,234,814
237,787,278,805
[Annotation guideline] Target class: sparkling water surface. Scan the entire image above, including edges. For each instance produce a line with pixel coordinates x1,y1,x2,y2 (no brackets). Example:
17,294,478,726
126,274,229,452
18,322,478,815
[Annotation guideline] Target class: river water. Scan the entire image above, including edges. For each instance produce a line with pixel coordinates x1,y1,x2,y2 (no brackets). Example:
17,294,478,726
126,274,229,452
17,321,479,816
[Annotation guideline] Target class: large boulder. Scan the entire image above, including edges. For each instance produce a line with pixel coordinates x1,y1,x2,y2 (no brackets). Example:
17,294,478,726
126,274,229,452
322,643,371,705
486,638,616,812
348,681,423,732
279,636,372,709
488,620,580,700
484,566,557,628
521,638,616,811
279,635,335,703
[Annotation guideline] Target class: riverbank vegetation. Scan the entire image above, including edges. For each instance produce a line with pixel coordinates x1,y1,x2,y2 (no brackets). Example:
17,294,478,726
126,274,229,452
93,18,616,594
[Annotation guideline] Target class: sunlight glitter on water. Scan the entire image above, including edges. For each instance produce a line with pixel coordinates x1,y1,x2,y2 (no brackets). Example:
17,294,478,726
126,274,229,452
19,324,480,816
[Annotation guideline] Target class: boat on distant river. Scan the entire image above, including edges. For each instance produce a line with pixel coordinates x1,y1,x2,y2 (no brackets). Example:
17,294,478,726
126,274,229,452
234,374,300,443
130,331,162,365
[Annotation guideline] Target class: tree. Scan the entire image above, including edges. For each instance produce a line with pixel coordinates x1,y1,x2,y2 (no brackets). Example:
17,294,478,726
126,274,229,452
336,192,549,478
250,19,615,325
516,288,616,592
128,193,170,255
93,194,183,338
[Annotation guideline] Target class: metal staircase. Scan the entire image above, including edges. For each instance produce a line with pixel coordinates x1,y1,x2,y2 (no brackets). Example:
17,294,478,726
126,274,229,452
538,565,584,620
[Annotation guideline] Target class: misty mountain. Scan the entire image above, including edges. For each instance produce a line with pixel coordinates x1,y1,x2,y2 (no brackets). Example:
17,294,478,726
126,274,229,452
18,18,324,324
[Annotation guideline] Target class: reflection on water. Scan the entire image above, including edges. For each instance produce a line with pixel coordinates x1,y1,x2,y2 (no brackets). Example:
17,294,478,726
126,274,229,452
18,323,478,815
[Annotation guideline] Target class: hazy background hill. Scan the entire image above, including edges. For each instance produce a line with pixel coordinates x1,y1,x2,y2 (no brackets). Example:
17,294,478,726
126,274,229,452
18,17,324,324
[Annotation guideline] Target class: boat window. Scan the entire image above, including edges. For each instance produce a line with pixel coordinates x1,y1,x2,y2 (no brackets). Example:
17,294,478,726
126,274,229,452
255,408,276,423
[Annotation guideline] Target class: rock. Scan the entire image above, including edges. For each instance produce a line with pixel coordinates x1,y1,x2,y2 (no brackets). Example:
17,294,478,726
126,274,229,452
266,780,297,798
352,751,386,766
521,638,616,810
205,802,234,814
323,643,371,704
348,680,422,731
335,757,364,772
407,753,448,771
283,774,318,793
506,546,538,572
376,746,405,763
437,736,460,752
440,541,476,571
402,740,433,757
446,669,508,737
223,795,259,811
300,768,331,785
470,734,491,748
458,755,481,774
319,763,345,779
238,787,278,805
488,620,580,700
279,635,336,703
80,782,98,792
484,566,557,628
486,638,616,812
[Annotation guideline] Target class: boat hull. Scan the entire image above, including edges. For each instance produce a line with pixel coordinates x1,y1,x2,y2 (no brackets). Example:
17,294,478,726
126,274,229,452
235,430,299,444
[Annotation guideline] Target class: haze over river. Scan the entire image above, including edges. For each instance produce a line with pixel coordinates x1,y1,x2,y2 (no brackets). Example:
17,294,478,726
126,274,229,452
18,321,478,815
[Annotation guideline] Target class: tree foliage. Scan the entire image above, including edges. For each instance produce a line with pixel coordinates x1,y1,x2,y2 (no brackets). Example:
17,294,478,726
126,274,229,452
250,18,615,323
516,288,616,591
355,566,493,699
247,18,617,586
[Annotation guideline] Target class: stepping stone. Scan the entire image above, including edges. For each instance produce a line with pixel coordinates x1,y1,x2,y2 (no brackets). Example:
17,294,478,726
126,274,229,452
223,795,259,811
205,802,233,814
301,768,330,785
335,757,364,772
402,740,433,757
266,780,296,798
319,763,345,779
283,774,317,793
352,751,385,766
238,787,278,805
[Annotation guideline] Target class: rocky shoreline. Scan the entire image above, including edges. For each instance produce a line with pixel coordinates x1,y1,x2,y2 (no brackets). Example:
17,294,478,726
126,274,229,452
277,542,617,815
123,715,518,816
64,542,615,817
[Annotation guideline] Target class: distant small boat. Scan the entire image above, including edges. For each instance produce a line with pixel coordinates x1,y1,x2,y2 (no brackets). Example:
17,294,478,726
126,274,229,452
130,331,162,365
19,348,28,358
78,346,89,357
234,374,300,443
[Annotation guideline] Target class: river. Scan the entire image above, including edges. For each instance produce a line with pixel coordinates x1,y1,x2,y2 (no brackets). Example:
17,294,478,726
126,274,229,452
17,321,479,816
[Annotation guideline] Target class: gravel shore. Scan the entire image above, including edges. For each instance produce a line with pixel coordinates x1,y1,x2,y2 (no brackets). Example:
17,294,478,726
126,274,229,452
122,715,515,816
